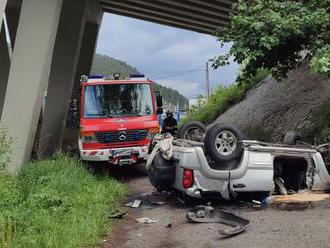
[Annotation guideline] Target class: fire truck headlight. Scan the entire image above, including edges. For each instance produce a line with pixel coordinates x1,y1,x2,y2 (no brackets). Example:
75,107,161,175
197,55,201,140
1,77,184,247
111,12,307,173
81,132,98,143
147,127,160,139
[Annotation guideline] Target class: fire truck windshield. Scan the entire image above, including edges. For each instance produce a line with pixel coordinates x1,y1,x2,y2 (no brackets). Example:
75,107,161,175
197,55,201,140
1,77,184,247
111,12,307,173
84,83,154,118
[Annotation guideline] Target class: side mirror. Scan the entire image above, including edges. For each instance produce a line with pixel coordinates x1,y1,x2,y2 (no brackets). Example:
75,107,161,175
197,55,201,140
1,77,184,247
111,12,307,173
157,107,163,115
156,95,163,114
69,99,78,113
67,98,80,129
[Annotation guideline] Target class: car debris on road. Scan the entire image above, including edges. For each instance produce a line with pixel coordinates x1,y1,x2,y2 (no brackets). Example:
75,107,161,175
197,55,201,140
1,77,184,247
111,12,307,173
186,205,250,238
125,190,175,209
136,217,159,224
125,199,142,208
107,210,127,219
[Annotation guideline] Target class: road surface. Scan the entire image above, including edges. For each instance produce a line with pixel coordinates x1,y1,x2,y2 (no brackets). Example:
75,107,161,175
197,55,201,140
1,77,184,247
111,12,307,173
96,164,330,248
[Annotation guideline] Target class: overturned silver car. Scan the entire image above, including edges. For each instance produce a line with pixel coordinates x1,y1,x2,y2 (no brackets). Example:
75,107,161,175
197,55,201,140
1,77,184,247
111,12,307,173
147,122,330,200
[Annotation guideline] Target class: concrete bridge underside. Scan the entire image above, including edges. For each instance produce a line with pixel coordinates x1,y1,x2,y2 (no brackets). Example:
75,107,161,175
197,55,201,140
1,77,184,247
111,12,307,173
0,0,234,172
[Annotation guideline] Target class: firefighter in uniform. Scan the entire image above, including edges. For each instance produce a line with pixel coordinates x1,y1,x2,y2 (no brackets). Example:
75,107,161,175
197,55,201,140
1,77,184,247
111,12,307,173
161,111,178,136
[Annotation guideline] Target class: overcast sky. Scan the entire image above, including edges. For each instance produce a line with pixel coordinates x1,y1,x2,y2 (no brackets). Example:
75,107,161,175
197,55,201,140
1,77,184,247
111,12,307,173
96,13,239,98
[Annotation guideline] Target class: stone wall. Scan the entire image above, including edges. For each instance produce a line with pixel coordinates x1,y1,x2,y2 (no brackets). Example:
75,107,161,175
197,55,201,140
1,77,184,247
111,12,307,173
216,62,330,142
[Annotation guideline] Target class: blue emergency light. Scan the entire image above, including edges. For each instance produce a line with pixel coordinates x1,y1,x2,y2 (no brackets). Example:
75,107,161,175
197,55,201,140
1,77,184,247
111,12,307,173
88,74,104,79
129,74,145,78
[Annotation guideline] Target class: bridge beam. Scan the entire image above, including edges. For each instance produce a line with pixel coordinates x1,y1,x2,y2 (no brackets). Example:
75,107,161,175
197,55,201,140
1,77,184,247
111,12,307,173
0,0,63,173
101,0,234,34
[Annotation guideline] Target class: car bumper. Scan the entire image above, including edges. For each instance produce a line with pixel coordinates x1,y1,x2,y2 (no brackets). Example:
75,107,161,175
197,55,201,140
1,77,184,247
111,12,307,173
171,167,230,199
79,144,149,164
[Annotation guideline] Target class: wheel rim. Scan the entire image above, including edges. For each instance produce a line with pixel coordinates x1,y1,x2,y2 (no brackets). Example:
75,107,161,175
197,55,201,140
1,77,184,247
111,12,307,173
215,130,237,156
185,128,204,141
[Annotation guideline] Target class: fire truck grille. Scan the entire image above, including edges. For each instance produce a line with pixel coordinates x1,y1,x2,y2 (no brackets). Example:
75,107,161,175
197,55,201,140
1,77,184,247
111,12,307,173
95,130,148,144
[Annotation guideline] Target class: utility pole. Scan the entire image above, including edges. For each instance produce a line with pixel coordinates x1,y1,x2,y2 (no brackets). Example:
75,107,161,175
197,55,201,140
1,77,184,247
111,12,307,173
205,62,210,99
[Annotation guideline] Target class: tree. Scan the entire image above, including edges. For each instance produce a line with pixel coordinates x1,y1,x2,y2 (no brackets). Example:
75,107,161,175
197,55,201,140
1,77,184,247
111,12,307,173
212,0,330,82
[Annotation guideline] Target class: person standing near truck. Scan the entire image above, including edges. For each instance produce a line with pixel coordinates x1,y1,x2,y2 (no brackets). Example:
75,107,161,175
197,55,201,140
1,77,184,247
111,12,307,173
162,111,178,135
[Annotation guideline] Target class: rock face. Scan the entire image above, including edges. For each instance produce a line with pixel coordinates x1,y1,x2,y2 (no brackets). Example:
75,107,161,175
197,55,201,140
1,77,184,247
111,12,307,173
216,62,330,142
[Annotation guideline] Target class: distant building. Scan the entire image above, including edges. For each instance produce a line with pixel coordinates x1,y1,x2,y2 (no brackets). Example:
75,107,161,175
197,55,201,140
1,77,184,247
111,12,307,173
189,97,207,109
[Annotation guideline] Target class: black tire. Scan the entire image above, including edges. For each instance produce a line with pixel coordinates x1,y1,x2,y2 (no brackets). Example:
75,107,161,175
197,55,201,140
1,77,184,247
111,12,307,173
204,123,246,162
283,131,298,145
178,121,206,142
148,153,175,192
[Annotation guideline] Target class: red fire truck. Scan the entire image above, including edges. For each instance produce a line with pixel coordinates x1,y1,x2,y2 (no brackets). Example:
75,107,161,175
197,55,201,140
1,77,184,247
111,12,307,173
78,74,162,165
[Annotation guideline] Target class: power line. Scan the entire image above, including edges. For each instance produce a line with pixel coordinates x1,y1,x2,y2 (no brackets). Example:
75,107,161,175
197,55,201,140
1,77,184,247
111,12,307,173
150,69,204,80
144,69,203,73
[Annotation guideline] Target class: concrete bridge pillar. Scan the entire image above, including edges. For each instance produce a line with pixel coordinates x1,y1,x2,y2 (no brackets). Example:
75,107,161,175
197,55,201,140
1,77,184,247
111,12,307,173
38,0,90,157
63,6,103,148
0,0,21,119
0,0,6,23
5,0,21,47
0,0,63,173
0,22,10,118
39,0,103,157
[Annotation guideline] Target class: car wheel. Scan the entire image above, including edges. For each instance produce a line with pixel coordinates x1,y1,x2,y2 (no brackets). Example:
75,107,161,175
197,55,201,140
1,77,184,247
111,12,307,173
178,121,206,142
204,123,246,162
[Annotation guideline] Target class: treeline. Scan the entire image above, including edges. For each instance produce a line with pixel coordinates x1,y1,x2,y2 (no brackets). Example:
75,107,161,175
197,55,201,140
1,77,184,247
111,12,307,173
91,54,139,76
152,83,188,110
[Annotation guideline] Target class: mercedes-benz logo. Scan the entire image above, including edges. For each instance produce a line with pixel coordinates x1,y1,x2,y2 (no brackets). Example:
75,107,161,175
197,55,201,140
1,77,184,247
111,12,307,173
119,132,127,141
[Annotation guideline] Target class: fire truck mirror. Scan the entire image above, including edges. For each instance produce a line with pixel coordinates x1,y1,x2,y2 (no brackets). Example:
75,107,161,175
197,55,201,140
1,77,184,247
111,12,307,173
70,99,78,112
156,95,163,114
66,98,80,129
156,95,163,108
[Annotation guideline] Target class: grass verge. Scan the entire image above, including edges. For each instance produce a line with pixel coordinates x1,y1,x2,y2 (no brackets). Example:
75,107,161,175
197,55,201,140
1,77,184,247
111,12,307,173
0,155,126,248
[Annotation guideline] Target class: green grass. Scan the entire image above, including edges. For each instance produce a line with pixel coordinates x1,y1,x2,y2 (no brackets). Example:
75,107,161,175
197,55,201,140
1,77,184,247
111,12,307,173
181,69,270,125
0,155,126,248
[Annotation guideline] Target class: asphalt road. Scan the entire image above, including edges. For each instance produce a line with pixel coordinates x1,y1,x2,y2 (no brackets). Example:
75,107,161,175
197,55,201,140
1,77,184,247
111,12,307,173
96,163,330,248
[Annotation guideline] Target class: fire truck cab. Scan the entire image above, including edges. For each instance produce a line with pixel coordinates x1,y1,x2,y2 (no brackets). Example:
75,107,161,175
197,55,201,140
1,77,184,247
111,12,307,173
79,74,162,165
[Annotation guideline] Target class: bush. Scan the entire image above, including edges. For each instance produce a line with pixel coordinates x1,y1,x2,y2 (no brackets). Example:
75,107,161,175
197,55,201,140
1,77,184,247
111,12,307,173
0,155,126,248
0,129,11,173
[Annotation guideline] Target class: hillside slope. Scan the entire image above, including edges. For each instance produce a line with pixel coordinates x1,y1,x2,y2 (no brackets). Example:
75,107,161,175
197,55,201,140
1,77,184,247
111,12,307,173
91,54,188,109
216,61,330,142
91,54,139,76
